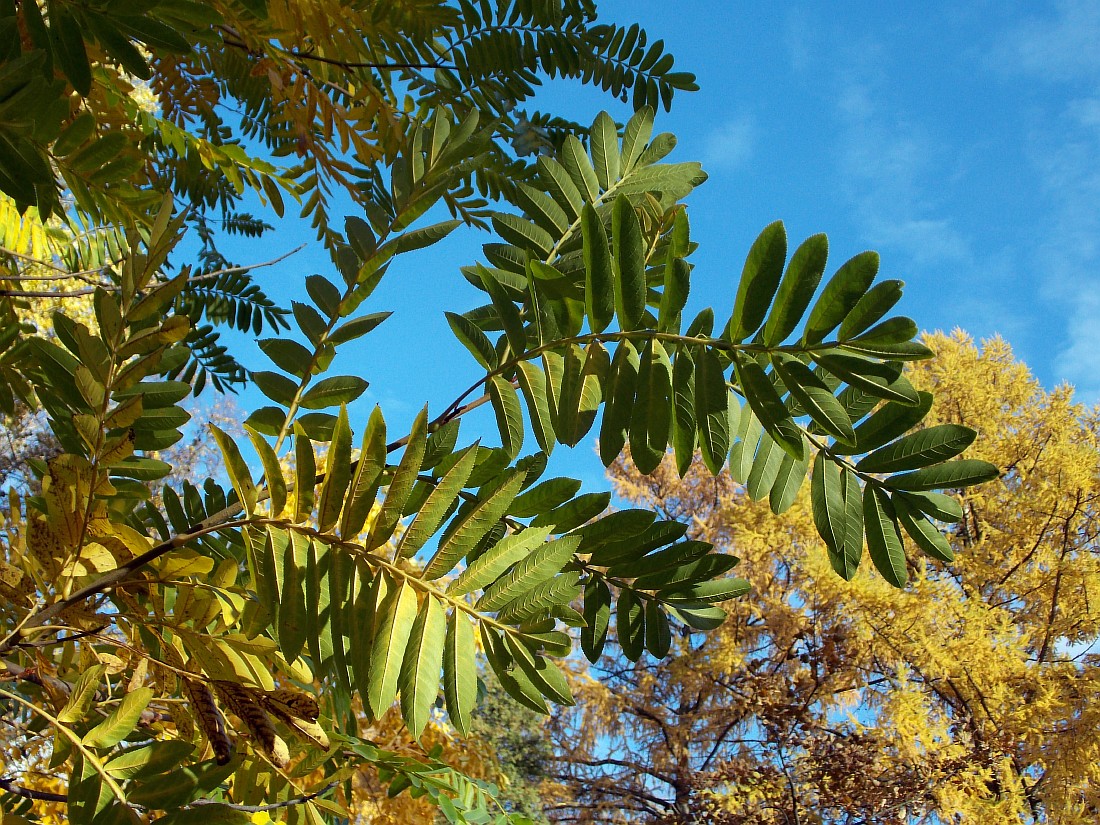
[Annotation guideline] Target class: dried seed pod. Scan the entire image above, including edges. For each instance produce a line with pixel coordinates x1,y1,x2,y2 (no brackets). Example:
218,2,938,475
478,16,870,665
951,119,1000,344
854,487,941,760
213,680,289,769
260,689,320,722
182,678,232,765
258,693,330,749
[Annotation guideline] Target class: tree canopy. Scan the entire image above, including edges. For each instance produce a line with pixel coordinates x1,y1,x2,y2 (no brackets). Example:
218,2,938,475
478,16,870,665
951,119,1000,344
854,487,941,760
0,3,1000,823
551,332,1098,824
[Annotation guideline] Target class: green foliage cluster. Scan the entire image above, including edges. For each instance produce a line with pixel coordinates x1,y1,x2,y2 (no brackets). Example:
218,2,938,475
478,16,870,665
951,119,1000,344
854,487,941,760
0,2,998,823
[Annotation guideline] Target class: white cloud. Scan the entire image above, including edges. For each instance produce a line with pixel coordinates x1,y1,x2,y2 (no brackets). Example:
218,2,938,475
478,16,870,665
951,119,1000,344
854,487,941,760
997,0,1100,82
834,82,971,266
702,115,755,171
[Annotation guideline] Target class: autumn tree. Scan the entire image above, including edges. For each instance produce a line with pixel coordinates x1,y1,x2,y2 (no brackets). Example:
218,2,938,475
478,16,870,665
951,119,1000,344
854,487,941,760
0,3,1000,823
549,331,1098,825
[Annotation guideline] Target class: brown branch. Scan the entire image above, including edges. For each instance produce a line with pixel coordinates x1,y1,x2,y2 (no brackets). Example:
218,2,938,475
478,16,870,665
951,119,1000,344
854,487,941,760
0,777,67,803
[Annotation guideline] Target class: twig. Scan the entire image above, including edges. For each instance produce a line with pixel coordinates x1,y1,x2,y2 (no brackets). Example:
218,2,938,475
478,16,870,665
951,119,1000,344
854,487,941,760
183,244,307,285
190,780,340,812
0,777,67,803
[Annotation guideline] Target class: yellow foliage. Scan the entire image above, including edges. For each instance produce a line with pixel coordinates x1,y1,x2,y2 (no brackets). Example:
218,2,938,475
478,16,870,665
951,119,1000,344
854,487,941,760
553,332,1099,824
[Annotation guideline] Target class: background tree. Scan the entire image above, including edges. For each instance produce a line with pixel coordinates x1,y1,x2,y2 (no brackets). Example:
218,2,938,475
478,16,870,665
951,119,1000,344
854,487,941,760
0,3,999,823
549,331,1098,824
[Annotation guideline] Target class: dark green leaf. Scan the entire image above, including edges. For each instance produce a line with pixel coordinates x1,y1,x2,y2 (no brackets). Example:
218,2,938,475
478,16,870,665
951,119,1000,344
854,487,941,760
582,203,614,333
630,338,673,473
762,233,828,346
487,375,524,461
884,460,1000,492
612,195,646,330
728,220,786,342
736,357,805,460
857,424,977,473
803,251,879,345
581,577,612,662
892,494,955,562
864,485,907,587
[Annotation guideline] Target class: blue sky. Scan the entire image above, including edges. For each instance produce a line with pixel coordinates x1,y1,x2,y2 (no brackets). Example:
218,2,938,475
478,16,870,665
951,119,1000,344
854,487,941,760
224,1,1100,488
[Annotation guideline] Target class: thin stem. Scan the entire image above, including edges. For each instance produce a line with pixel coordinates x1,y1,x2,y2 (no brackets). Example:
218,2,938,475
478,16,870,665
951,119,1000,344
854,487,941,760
0,688,129,809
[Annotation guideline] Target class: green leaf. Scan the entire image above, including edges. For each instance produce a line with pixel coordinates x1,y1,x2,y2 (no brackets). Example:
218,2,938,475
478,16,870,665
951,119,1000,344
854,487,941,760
278,531,310,660
659,257,691,333
811,453,861,580
581,577,612,662
51,9,91,96
258,338,313,379
392,219,461,253
367,407,427,550
340,405,386,538
746,431,784,501
423,469,525,581
803,251,879,344
620,105,654,171
209,424,257,516
478,265,526,356
633,553,740,591
448,526,553,597
83,687,154,749
366,576,419,719
537,156,584,220
443,609,477,736
245,426,286,518
833,392,933,455
58,664,106,724
446,311,498,370
630,338,673,474
658,577,751,603
838,279,904,340
397,444,478,558
515,183,570,237
616,588,645,662
497,572,582,624
644,600,672,658
729,408,764,485
762,233,828,346
104,740,195,779
299,375,369,410
736,357,805,460
769,448,811,515
492,212,554,257
897,490,964,523
590,111,621,190
328,312,391,345
857,424,977,473
477,535,581,612
487,375,524,461
399,595,446,739
562,134,600,201
772,355,855,443
317,405,352,532
728,220,786,342
293,423,316,523
612,195,646,330
252,370,298,407
671,349,696,477
814,353,920,406
892,493,955,562
582,203,615,333
864,485,907,587
531,491,611,533
482,626,547,714
506,637,575,706
511,478,582,519
517,362,556,455
884,460,1000,492
665,603,727,630
599,340,639,466
695,347,730,475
